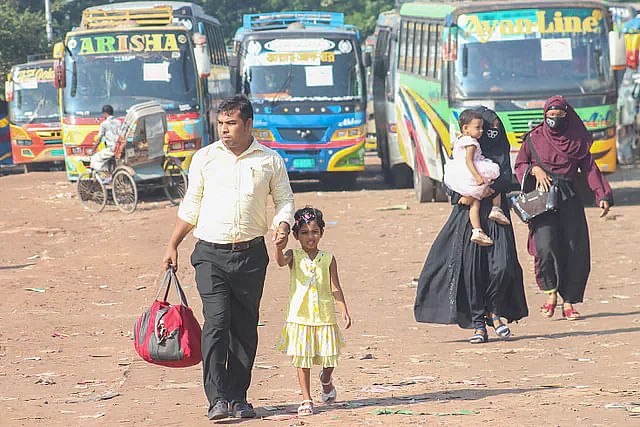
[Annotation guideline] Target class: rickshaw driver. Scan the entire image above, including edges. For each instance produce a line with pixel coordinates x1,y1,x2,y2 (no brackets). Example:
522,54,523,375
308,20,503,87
90,104,121,177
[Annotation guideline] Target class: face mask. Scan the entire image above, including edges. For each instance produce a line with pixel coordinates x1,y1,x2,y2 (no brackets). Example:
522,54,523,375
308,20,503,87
486,128,499,139
546,116,567,131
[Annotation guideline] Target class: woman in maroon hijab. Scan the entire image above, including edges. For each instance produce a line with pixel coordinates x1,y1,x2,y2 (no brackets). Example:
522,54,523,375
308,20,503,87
514,96,612,320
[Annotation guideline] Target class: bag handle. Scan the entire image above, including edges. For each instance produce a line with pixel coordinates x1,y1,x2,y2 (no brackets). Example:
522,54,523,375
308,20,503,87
154,266,189,307
526,135,554,176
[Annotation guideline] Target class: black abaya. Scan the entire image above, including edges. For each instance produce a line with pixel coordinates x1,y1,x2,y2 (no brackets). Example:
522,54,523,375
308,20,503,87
413,107,528,329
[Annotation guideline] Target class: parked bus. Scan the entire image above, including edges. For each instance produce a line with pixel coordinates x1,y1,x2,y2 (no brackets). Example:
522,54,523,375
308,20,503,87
231,12,368,186
372,10,411,187
364,34,377,151
388,1,625,202
5,59,63,171
53,1,230,180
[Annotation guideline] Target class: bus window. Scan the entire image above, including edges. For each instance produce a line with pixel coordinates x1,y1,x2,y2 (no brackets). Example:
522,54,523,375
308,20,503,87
406,21,415,73
419,23,428,76
399,21,407,70
428,24,437,78
215,26,227,65
435,25,443,80
413,23,422,72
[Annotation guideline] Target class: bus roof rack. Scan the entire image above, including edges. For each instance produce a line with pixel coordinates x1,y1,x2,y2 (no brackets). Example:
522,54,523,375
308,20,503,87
242,12,345,31
81,5,173,29
27,54,50,62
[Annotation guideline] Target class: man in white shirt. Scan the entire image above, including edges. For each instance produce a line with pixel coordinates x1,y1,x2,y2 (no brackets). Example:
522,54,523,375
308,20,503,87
162,94,294,420
90,105,121,172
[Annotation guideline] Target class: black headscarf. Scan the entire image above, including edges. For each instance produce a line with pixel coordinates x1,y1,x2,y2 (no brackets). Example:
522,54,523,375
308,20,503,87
475,106,512,194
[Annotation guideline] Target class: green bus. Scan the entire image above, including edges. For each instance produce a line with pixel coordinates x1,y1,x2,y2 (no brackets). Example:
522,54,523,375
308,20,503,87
391,1,626,202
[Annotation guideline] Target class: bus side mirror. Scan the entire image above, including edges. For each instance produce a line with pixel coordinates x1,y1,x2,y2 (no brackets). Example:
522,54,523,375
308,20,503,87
5,80,14,102
54,59,66,89
193,33,211,78
626,34,640,69
363,51,372,68
609,31,627,70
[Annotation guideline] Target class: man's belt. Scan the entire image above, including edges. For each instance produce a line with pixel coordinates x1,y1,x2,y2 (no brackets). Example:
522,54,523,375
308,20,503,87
205,236,264,252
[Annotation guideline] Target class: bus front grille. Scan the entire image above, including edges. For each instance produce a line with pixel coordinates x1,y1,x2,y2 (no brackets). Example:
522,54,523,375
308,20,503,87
277,127,327,143
504,111,543,140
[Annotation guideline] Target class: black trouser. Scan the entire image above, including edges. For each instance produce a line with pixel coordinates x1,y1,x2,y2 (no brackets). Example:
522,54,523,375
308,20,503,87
191,239,269,405
530,195,590,304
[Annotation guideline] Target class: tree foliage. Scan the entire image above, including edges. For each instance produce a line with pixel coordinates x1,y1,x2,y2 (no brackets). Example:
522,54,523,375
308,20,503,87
0,0,394,100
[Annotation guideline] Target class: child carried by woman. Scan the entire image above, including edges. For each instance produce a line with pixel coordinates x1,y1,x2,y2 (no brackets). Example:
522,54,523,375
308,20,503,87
444,109,511,246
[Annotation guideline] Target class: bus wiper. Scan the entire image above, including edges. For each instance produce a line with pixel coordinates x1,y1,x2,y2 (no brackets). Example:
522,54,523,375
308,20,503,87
594,47,604,80
271,66,293,109
462,45,468,77
182,53,190,92
65,45,78,97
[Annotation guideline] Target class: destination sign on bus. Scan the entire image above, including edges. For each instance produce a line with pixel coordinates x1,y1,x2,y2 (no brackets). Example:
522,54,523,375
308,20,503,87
68,32,187,55
459,9,603,43
14,67,54,83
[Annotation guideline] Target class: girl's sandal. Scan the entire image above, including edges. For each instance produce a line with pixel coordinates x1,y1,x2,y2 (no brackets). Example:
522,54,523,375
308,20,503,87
319,370,337,403
487,315,511,339
562,307,581,321
469,327,488,344
540,302,556,318
297,399,313,416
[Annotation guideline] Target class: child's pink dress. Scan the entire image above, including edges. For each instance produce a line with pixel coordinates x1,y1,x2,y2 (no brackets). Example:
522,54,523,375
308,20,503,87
444,135,500,200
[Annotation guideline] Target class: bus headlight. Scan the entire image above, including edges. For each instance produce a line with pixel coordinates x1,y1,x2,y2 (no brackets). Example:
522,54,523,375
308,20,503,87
252,129,274,141
332,125,365,140
591,127,615,141
170,142,184,151
184,140,197,150
85,147,94,155
13,139,32,146
70,147,83,155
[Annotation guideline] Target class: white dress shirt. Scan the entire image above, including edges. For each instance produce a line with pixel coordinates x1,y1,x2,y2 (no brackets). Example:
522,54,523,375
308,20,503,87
178,139,295,244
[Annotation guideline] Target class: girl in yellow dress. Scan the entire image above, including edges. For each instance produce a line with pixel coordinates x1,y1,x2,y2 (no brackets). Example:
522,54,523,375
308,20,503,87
274,207,352,416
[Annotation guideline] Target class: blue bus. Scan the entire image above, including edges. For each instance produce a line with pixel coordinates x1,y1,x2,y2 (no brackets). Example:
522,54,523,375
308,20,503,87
232,12,368,186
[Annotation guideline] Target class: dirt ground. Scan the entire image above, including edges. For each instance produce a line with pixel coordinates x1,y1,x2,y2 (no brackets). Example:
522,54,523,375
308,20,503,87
1,155,640,426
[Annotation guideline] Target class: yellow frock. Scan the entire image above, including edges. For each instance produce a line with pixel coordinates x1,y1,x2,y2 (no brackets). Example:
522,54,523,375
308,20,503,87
276,249,345,368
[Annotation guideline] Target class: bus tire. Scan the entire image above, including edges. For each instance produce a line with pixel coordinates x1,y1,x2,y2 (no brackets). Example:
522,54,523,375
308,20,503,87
320,172,358,190
391,164,412,188
413,164,434,203
434,181,449,202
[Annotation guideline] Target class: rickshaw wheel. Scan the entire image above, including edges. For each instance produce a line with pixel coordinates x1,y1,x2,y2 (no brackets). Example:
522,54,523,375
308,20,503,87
112,170,138,214
77,172,107,212
163,162,188,205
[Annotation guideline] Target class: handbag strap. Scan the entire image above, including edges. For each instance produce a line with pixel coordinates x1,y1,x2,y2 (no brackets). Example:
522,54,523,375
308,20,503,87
154,267,189,307
526,135,553,176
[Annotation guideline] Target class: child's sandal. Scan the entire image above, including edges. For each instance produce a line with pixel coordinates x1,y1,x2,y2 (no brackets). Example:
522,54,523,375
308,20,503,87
319,370,337,403
471,229,493,246
297,399,313,416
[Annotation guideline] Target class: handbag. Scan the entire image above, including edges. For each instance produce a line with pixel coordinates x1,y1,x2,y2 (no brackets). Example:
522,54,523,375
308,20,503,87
511,137,559,223
133,268,202,367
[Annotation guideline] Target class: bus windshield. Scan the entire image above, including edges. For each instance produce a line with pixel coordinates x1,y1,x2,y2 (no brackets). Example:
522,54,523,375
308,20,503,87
63,30,199,117
10,80,59,124
240,36,363,102
454,8,614,98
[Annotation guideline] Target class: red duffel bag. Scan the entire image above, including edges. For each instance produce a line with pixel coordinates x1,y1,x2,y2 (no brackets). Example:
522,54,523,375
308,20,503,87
134,268,202,367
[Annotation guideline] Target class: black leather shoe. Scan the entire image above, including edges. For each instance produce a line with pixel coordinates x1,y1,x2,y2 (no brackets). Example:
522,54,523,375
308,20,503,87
230,400,256,418
208,400,229,420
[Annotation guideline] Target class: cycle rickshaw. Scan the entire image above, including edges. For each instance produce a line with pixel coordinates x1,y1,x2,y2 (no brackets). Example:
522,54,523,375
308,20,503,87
77,101,187,214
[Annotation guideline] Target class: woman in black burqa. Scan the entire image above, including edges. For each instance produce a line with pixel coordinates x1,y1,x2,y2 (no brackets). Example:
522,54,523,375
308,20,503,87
414,107,528,343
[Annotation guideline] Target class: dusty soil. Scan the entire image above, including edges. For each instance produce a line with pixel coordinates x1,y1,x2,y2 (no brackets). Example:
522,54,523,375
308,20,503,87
1,156,640,426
